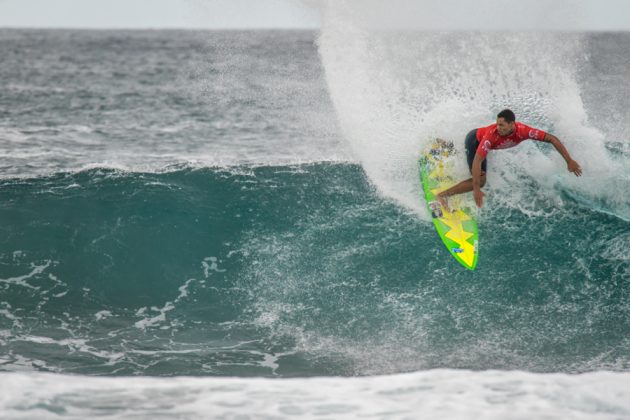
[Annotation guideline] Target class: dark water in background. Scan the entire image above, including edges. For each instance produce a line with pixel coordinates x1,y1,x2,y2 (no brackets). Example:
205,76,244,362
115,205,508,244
0,30,629,381
0,30,344,176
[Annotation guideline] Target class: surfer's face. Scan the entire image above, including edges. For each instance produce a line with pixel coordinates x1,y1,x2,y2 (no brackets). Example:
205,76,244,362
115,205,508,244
496,117,515,136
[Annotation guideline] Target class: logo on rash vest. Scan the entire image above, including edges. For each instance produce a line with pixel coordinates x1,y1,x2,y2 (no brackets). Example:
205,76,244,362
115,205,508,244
496,139,517,149
482,140,491,154
529,130,539,139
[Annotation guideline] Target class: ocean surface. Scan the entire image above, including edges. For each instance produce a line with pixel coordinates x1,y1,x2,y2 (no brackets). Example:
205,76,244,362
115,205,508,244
1,24,630,419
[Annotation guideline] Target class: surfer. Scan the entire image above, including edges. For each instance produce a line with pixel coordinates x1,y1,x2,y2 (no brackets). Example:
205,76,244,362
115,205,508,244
437,109,582,209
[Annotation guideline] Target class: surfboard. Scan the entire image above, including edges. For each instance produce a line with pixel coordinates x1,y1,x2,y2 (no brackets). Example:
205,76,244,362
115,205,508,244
419,138,479,270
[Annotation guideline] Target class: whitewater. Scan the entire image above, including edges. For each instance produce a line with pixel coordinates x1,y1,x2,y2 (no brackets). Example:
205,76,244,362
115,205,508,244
1,3,630,419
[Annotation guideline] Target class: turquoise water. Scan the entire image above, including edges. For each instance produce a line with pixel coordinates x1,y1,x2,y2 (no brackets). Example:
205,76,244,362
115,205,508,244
2,164,628,377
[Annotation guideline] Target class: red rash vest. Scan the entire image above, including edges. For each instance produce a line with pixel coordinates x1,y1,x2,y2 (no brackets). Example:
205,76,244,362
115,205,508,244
475,122,547,158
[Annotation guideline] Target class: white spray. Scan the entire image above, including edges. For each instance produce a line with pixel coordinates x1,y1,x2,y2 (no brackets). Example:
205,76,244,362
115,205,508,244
311,0,629,220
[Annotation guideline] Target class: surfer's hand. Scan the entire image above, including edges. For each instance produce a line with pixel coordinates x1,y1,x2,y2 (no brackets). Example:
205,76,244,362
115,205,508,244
568,160,582,177
474,188,485,208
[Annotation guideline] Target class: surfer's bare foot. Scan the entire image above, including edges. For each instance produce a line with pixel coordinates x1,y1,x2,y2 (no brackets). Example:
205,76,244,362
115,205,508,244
437,194,450,212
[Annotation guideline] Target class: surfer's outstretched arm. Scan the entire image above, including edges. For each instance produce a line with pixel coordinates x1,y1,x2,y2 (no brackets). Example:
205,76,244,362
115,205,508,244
542,133,582,177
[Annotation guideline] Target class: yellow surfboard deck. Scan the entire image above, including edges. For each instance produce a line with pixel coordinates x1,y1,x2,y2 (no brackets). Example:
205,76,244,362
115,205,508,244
419,139,479,270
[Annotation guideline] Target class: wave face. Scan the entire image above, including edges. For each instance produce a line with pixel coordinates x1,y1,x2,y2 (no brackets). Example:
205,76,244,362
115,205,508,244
1,165,629,377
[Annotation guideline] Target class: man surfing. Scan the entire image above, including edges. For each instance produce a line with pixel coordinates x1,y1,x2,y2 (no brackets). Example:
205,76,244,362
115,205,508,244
437,109,582,209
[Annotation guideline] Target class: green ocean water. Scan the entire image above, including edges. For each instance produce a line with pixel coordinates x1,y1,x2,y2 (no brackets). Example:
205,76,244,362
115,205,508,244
1,164,629,377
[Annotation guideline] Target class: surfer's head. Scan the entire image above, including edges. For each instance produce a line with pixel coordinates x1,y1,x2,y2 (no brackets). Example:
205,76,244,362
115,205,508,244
496,109,516,136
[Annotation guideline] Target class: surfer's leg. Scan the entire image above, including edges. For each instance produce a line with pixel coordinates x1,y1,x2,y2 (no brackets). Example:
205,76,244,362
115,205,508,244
437,179,467,211
437,173,486,210
437,130,486,209
438,173,487,197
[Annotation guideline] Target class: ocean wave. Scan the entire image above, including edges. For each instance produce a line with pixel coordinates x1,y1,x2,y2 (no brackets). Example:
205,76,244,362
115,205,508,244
1,164,629,377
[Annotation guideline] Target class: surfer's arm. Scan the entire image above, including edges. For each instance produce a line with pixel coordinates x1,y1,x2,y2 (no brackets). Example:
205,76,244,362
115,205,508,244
472,153,485,208
542,133,582,177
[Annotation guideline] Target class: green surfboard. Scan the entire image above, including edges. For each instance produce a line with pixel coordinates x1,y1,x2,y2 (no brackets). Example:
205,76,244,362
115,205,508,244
419,138,479,270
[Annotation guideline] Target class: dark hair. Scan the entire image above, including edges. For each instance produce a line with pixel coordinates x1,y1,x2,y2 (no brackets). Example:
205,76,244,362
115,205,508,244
497,109,516,122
